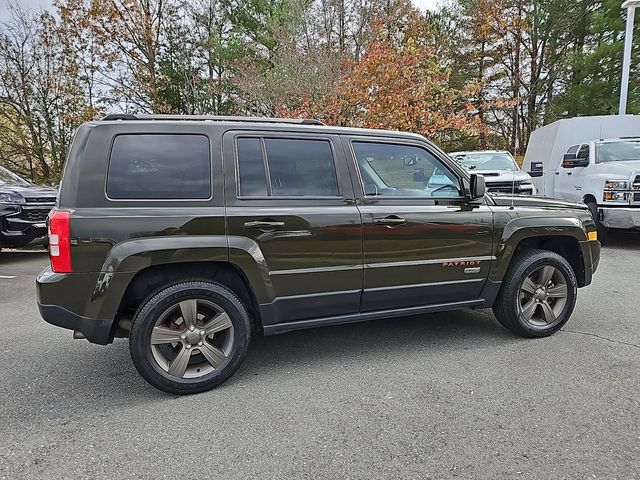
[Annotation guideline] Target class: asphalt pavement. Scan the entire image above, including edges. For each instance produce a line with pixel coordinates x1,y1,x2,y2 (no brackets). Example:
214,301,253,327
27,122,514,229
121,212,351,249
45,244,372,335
0,233,638,479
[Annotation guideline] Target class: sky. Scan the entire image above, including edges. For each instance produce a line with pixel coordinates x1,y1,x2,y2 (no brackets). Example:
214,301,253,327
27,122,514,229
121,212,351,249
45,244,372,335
1,0,442,22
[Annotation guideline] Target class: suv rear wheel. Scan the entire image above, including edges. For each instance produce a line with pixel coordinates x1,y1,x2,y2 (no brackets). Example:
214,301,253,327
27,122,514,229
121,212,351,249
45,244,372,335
493,249,577,337
129,280,251,394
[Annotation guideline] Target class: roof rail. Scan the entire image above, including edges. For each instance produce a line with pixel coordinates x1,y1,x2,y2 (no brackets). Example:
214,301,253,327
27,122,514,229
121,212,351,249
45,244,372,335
101,113,325,126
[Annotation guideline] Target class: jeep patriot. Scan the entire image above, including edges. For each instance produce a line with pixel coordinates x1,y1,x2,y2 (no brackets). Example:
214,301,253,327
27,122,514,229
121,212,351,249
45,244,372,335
37,114,601,394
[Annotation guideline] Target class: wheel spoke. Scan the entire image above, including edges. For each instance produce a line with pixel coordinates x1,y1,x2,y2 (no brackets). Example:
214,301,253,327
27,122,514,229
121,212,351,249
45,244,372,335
202,312,232,336
521,298,537,321
179,299,198,329
198,342,227,369
167,346,192,377
539,266,555,287
540,301,556,323
547,284,567,298
151,326,183,345
521,277,537,294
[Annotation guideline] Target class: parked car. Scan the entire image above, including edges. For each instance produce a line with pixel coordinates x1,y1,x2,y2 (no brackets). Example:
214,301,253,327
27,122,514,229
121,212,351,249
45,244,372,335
0,165,57,250
37,114,601,394
523,115,640,239
449,150,536,195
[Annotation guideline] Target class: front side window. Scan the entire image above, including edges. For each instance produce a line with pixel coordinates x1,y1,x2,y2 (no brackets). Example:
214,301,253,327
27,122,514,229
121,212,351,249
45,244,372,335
107,134,211,199
352,142,461,197
237,138,339,197
577,144,590,160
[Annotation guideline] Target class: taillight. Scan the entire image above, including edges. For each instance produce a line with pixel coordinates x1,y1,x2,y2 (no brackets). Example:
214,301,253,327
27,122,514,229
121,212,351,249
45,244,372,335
48,210,72,273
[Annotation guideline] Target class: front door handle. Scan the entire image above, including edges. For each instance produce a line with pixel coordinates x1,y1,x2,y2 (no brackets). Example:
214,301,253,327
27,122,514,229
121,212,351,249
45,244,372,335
243,220,285,230
372,215,407,226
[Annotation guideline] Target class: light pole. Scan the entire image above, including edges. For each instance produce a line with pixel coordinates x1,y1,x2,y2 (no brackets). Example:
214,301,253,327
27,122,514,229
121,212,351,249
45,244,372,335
620,0,640,115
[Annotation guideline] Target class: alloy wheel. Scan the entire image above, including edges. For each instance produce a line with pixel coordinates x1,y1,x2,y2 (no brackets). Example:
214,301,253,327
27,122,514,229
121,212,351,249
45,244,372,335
518,265,568,327
149,299,234,379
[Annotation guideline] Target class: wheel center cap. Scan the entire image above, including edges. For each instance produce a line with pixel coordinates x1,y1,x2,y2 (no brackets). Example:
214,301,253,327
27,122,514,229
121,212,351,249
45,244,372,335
185,331,200,345
534,288,547,301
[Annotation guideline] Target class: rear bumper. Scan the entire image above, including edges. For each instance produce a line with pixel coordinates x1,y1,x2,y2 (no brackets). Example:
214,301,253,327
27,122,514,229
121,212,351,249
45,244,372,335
37,303,113,345
600,207,640,229
36,267,114,345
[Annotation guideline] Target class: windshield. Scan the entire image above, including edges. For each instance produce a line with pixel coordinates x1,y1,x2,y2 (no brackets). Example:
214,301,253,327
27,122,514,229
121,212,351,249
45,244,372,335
596,141,640,163
0,166,30,187
451,152,518,172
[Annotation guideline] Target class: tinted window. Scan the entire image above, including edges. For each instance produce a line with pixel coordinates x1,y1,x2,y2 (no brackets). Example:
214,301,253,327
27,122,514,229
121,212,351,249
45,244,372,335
352,142,461,197
566,145,580,155
577,144,590,159
237,138,268,196
107,134,210,199
237,138,339,197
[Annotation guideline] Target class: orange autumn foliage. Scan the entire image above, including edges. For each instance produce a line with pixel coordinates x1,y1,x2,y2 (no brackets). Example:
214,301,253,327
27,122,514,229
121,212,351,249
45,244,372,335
279,22,486,143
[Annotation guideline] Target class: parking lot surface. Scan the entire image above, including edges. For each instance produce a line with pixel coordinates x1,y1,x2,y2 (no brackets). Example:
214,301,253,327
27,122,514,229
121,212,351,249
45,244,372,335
0,233,638,479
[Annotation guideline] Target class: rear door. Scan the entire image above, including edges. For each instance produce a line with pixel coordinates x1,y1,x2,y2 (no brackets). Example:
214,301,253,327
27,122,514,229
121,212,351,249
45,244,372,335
343,136,494,312
223,130,362,326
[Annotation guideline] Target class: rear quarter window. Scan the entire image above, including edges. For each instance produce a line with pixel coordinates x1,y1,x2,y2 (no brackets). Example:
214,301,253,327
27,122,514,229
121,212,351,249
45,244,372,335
106,134,211,199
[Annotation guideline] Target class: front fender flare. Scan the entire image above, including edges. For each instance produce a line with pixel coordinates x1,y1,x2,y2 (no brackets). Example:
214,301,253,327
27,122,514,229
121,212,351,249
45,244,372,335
491,216,586,282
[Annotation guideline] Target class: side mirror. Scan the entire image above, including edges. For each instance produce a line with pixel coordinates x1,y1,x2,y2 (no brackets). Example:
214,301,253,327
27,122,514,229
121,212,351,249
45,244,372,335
562,153,589,168
574,157,589,167
413,167,426,183
562,153,577,168
528,161,543,177
469,174,486,200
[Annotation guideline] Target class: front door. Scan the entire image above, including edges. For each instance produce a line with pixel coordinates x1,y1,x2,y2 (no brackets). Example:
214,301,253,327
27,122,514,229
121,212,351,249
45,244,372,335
555,144,590,201
223,130,363,326
343,137,494,312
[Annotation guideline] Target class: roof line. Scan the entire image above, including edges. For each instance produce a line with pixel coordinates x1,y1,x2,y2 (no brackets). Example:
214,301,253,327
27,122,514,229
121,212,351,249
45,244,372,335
101,113,325,126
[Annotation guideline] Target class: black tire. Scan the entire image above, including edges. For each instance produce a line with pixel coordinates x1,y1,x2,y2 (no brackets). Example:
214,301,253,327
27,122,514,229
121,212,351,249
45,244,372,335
493,249,577,338
129,280,252,394
586,202,607,243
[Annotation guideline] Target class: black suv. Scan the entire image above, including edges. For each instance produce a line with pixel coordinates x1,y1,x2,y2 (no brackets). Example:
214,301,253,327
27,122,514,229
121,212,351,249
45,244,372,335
37,115,600,394
1,166,57,250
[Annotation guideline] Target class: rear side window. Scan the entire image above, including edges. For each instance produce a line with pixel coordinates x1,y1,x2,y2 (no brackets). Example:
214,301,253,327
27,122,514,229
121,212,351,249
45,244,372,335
107,134,211,199
236,137,339,197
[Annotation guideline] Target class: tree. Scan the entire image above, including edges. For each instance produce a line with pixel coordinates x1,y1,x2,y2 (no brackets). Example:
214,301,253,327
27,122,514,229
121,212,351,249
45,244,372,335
286,15,485,149
0,5,93,183
551,0,640,118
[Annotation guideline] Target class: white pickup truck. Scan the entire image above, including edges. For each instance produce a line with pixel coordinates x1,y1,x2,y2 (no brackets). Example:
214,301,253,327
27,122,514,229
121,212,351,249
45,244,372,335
523,115,640,238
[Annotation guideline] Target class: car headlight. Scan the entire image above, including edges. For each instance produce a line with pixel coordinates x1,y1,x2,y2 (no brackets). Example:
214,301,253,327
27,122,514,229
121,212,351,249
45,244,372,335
604,180,629,190
0,192,24,204
603,191,629,202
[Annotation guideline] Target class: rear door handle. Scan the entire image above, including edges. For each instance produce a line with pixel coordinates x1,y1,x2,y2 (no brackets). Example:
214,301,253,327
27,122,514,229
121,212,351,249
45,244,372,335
372,216,407,226
243,220,285,230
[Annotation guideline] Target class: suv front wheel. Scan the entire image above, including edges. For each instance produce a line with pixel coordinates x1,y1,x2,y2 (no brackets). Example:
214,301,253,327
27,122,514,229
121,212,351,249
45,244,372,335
493,249,577,337
129,280,251,394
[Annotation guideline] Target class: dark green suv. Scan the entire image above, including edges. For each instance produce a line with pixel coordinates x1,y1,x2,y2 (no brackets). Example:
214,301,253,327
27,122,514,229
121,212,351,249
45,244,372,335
37,115,601,394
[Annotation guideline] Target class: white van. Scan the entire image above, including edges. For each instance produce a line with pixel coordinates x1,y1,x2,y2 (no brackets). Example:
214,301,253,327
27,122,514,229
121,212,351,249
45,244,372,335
523,115,640,236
